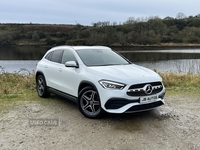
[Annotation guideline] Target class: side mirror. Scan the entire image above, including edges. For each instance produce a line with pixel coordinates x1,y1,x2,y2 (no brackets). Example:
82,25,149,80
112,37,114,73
65,61,79,68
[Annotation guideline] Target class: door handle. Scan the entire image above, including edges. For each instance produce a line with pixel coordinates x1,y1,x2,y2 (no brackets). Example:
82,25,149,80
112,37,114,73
44,65,48,68
58,68,62,72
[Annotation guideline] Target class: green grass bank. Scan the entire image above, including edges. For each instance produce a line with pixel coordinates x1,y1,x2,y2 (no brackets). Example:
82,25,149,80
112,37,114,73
0,72,200,96
0,72,200,112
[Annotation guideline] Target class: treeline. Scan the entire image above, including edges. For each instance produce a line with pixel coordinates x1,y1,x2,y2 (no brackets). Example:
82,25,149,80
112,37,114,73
0,13,200,47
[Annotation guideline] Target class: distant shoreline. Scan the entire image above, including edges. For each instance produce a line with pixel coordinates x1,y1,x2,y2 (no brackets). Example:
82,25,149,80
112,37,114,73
112,44,200,50
1,43,200,50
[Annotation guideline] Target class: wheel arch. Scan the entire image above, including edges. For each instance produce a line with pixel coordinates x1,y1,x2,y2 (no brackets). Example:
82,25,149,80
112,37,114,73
78,80,98,95
35,71,46,82
35,71,50,98
35,71,45,79
78,81,105,118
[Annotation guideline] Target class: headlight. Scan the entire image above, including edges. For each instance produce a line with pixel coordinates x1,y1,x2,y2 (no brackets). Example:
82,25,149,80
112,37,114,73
99,80,126,90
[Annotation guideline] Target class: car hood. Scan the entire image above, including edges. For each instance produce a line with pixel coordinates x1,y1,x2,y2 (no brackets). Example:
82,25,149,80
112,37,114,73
86,64,161,83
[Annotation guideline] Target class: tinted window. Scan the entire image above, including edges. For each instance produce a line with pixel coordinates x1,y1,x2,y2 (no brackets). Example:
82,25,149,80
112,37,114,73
51,50,63,63
61,50,77,64
76,49,129,66
45,52,53,60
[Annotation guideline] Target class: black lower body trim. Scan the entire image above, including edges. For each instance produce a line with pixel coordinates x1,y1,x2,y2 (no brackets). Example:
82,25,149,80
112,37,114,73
48,87,77,103
105,98,139,109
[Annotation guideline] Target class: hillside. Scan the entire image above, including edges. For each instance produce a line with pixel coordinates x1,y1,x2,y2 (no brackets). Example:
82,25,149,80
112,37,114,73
0,15,200,47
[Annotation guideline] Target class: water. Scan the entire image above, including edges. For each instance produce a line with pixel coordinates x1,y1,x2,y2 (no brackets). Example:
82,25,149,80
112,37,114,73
0,60,38,73
0,46,200,73
119,49,200,73
0,46,48,73
135,59,200,73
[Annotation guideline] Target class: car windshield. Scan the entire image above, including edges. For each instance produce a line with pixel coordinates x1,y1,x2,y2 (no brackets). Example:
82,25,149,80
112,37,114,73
76,49,130,66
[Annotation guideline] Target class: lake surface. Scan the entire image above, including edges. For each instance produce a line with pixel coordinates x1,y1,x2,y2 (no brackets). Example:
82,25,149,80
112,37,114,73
0,46,200,73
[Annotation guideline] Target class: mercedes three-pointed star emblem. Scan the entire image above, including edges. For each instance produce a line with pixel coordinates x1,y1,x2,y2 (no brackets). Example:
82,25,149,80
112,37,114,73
144,84,153,95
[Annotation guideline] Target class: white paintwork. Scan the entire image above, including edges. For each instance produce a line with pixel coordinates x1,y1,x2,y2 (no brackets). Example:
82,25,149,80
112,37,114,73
36,46,165,113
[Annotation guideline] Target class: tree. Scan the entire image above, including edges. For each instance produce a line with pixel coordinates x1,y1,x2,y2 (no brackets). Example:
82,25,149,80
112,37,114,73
147,18,167,35
176,12,186,19
125,17,136,24
163,16,174,20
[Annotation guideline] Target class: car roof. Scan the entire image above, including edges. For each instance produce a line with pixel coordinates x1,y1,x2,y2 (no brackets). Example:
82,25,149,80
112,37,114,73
73,46,111,50
49,45,111,51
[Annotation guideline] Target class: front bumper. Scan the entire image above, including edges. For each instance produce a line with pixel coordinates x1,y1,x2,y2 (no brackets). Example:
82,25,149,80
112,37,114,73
98,83,165,113
103,97,165,113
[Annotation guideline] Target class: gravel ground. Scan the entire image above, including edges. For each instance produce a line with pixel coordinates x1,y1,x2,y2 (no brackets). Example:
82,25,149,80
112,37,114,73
0,93,200,150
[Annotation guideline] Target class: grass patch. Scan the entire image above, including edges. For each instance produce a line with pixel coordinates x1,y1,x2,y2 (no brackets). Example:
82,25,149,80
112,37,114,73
159,72,200,89
159,72,200,96
0,71,200,96
1,94,20,99
0,68,36,112
0,72,35,96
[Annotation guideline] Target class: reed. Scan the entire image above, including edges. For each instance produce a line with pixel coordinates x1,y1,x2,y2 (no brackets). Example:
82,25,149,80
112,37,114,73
0,67,35,95
159,72,200,89
174,59,200,74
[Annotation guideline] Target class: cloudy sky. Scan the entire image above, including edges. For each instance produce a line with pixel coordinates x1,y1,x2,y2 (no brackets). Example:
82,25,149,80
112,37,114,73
0,0,199,25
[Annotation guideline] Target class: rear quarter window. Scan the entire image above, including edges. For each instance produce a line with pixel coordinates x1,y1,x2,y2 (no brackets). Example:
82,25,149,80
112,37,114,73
45,52,53,60
50,50,63,63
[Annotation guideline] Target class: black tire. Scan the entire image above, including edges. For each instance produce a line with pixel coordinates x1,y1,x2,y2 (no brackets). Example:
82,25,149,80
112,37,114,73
36,75,50,98
78,86,104,119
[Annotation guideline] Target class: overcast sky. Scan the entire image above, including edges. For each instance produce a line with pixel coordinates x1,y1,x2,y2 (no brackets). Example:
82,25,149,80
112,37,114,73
0,0,199,25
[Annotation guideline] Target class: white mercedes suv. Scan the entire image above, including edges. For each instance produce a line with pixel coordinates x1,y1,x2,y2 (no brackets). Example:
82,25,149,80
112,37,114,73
35,46,165,118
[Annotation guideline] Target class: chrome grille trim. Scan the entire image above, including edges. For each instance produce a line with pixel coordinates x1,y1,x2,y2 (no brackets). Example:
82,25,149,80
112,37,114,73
127,82,163,96
127,85,162,93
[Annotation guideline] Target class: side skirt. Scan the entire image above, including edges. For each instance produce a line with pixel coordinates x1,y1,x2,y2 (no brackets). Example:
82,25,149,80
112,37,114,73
48,87,78,103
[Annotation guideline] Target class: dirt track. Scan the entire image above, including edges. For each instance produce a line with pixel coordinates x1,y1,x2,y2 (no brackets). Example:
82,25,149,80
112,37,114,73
0,93,200,150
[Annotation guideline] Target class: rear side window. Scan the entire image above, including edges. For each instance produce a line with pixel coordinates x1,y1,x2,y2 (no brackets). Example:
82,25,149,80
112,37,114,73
45,52,53,60
50,50,63,63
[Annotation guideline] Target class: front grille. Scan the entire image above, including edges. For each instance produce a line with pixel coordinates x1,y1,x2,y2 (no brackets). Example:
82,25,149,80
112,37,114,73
127,82,163,96
125,101,164,112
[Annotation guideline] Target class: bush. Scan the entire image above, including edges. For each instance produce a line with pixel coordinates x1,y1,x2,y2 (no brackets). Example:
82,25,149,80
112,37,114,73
56,39,66,45
0,32,14,46
45,37,56,45
32,32,40,41
26,31,33,39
